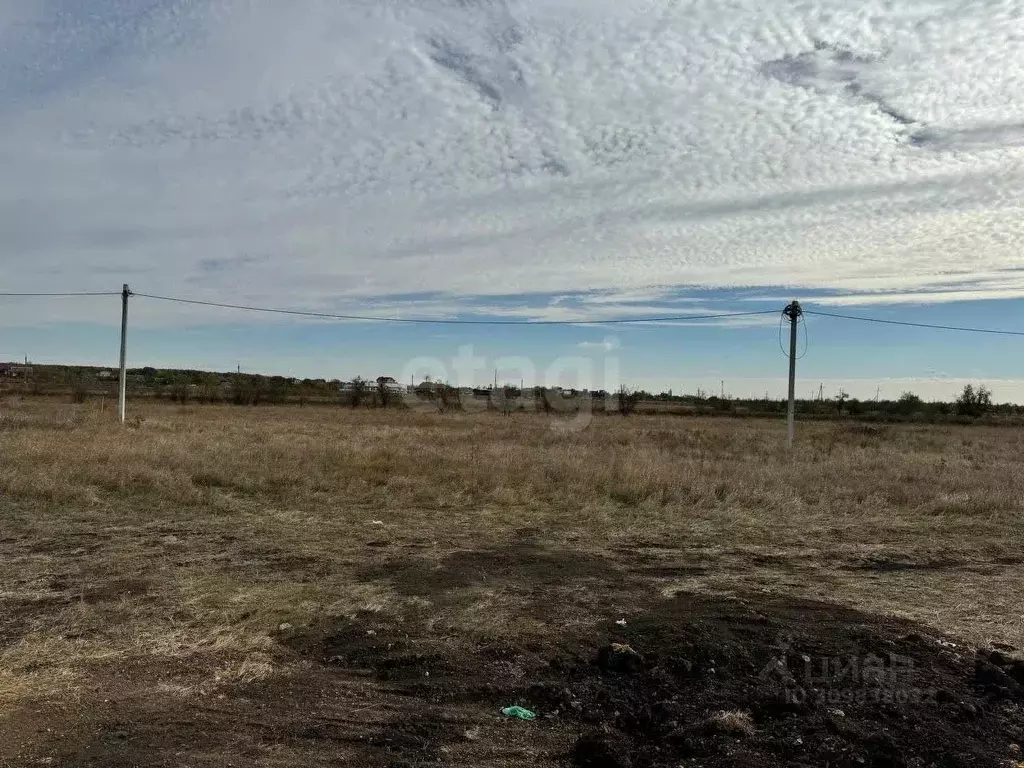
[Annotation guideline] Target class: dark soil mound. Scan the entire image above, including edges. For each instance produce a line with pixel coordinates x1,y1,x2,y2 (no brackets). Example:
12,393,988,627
543,596,1024,768
306,594,1024,768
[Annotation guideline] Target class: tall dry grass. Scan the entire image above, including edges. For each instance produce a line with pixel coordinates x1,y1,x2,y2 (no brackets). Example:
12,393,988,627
4,400,1022,523
1,398,1023,721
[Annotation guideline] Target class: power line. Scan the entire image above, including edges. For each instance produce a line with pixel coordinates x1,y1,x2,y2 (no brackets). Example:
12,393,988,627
4,288,1022,336
131,292,779,326
0,291,121,297
805,308,1024,338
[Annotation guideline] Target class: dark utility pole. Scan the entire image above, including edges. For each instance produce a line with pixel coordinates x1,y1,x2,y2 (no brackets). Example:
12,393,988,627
784,300,802,448
118,284,131,424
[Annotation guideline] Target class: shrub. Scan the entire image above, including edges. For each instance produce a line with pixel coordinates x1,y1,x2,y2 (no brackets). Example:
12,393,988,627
617,386,640,416
232,375,265,406
956,384,992,418
349,377,368,409
199,374,221,404
70,374,90,404
169,375,190,404
377,380,394,409
894,391,922,417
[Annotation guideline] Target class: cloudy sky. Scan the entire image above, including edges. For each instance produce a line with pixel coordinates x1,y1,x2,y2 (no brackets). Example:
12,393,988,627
2,0,1024,399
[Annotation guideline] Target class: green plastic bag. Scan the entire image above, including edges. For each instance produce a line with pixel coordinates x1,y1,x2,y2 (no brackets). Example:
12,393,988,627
501,706,536,720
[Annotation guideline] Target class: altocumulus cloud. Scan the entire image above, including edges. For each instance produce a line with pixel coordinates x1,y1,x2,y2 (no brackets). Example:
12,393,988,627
3,0,1024,326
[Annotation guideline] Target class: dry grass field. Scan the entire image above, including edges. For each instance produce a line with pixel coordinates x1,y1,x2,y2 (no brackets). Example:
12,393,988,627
2,398,1024,767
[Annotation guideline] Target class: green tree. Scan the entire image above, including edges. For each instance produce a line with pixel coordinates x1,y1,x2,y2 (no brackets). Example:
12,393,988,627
232,374,264,405
956,384,992,418
894,391,922,417
349,377,368,409
377,379,395,409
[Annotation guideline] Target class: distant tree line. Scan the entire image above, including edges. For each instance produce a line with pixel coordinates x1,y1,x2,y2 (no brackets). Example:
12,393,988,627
1,365,1017,423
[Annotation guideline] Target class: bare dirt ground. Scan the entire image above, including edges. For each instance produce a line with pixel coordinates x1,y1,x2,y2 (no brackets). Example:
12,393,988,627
1,400,1023,767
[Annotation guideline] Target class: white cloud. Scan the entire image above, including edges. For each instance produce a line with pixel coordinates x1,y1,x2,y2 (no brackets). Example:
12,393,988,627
806,288,1024,307
3,0,1024,325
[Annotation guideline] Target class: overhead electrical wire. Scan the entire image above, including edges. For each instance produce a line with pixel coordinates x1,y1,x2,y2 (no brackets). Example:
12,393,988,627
130,292,781,326
0,291,121,297
804,308,1024,338
3,289,1024,336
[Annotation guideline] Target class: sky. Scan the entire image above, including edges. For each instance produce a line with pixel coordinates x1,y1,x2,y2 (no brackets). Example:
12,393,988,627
2,0,1024,400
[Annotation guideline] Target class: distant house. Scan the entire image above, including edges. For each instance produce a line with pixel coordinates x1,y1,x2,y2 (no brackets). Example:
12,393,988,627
414,380,445,396
376,376,406,394
97,370,115,380
0,363,32,378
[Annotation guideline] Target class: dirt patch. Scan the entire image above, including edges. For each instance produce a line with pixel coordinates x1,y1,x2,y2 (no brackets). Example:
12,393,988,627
293,593,1024,768
841,555,1023,575
358,541,623,596
6,407,1024,767
6,568,1024,768
0,594,69,647
841,556,967,573
550,596,1024,768
81,577,153,604
233,546,332,579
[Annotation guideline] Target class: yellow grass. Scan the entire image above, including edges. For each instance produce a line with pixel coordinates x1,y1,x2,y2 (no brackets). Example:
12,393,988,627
708,710,757,737
1,398,1023,744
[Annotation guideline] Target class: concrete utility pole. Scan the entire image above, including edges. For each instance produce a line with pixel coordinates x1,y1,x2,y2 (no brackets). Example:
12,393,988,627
117,284,131,424
783,300,802,448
